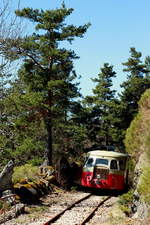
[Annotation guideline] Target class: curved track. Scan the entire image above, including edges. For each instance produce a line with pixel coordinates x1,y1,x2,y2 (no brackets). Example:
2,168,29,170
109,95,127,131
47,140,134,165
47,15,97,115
43,194,111,225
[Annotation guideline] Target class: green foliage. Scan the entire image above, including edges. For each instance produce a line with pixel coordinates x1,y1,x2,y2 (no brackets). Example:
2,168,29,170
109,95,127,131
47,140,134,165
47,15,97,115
11,137,43,162
125,89,150,161
138,166,150,204
139,89,150,108
119,47,150,137
119,190,134,215
1,2,150,172
2,4,90,165
0,2,91,166
125,113,142,158
83,63,117,146
52,120,87,161
125,89,150,206
0,93,46,166
28,157,44,166
145,131,150,160
12,164,39,184
138,89,150,161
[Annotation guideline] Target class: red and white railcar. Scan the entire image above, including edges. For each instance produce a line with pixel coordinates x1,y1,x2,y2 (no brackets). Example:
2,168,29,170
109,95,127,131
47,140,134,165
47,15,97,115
81,150,129,190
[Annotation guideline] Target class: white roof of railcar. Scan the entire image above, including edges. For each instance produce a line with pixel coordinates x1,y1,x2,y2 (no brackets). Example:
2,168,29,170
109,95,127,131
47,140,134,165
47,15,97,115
87,150,129,158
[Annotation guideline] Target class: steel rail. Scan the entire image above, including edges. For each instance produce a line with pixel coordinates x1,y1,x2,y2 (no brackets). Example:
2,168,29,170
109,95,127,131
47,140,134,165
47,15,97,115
80,196,111,225
43,193,92,225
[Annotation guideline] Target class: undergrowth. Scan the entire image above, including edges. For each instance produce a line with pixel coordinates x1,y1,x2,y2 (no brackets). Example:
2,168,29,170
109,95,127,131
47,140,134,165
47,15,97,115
118,190,134,216
12,164,39,184
138,166,150,204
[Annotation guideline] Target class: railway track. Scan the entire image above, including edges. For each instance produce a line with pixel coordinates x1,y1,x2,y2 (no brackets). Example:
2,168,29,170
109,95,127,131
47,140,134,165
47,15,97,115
43,194,111,225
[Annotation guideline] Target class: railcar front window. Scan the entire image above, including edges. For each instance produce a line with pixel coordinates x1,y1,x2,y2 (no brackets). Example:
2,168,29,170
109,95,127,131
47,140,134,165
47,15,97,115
86,158,94,167
95,158,108,165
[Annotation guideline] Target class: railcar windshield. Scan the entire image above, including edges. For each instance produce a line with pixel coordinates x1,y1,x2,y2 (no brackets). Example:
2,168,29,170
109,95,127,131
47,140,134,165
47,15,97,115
86,157,94,167
85,157,109,167
95,158,108,165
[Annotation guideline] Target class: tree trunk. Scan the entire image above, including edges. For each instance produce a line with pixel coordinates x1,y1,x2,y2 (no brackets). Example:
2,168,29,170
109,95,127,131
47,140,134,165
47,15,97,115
44,88,53,166
45,123,53,166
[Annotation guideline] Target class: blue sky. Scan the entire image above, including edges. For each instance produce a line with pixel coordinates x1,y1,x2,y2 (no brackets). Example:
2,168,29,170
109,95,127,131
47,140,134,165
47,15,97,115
13,0,150,96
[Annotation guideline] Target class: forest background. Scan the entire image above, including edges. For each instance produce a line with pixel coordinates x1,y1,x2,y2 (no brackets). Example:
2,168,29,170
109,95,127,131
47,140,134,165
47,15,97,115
0,0,150,168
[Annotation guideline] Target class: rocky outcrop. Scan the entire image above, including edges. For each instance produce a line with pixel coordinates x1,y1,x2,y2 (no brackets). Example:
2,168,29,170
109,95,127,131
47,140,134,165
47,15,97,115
0,160,15,192
132,152,150,218
56,157,73,189
13,166,56,203
14,179,50,203
125,89,150,219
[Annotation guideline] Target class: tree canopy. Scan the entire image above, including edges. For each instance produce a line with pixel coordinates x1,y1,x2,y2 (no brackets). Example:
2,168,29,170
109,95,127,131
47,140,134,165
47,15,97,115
83,63,117,146
0,3,150,168
0,3,90,166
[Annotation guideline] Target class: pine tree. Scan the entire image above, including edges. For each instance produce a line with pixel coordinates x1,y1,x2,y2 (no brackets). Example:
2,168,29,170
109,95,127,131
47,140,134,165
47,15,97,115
119,47,150,130
1,3,90,165
84,63,117,146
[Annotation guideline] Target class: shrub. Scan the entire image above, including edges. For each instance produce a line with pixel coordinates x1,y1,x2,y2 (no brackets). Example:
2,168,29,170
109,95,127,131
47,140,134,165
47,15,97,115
138,166,150,204
12,164,39,184
119,190,134,216
28,157,43,166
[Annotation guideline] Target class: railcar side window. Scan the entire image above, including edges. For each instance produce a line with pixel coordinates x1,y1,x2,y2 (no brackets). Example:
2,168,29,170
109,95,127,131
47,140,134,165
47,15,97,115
86,158,94,167
119,160,126,170
95,158,108,165
110,160,118,170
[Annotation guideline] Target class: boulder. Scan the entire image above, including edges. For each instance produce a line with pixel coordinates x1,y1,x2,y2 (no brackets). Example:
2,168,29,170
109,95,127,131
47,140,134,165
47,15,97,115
56,157,72,189
0,160,15,192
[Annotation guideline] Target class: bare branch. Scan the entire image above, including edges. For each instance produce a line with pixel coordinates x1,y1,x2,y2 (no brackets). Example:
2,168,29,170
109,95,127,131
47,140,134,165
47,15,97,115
0,0,25,78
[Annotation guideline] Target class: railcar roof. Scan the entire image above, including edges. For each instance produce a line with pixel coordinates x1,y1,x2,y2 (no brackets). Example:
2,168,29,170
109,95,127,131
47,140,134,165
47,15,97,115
87,150,129,158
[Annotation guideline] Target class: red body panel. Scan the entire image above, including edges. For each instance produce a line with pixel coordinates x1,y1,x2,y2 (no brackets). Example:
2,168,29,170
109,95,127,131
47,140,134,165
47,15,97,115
81,171,125,190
